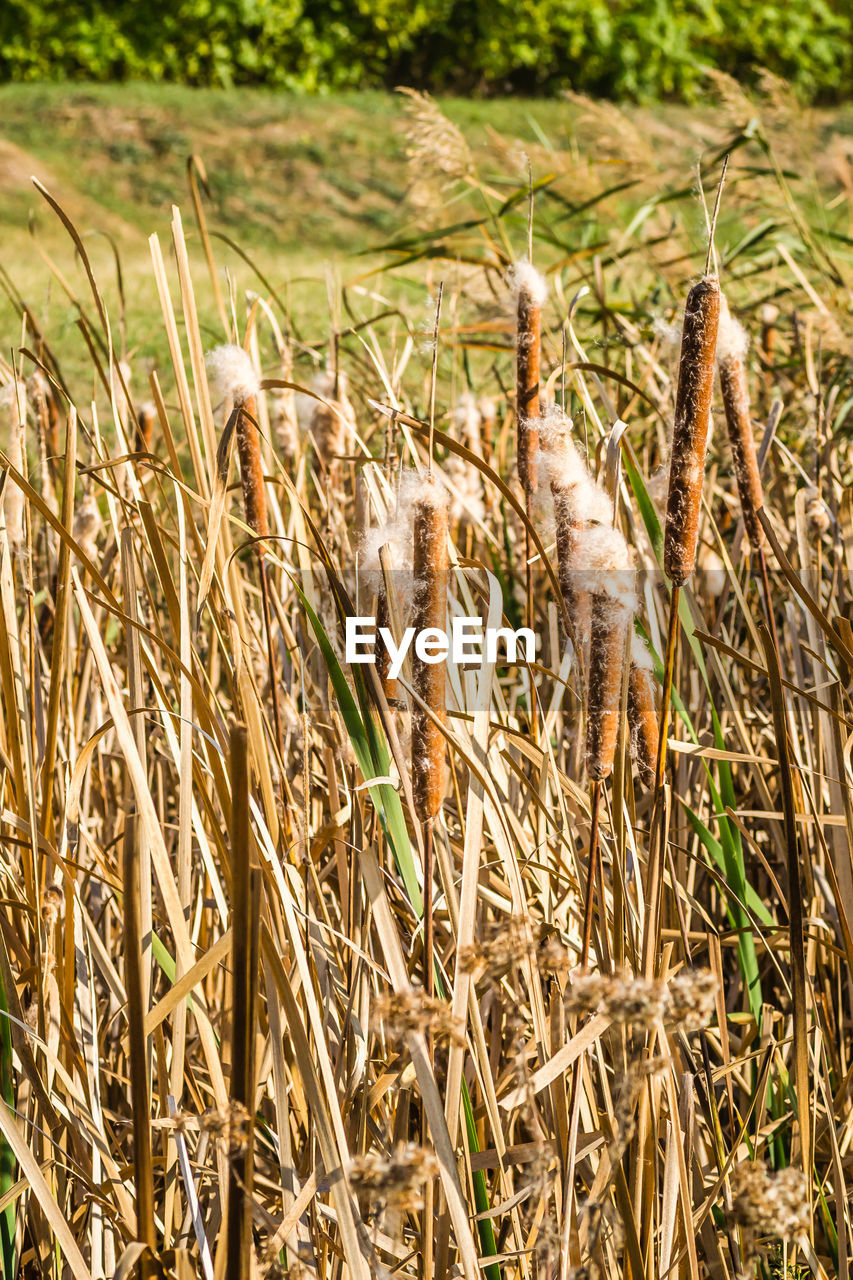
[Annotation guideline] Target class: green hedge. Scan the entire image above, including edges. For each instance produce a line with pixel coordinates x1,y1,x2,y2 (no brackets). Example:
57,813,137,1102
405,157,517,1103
1,0,849,100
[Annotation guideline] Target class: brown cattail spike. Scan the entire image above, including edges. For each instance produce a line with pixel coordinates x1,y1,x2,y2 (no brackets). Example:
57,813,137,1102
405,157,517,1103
206,345,269,554
664,276,720,585
572,526,636,782
136,402,156,455
539,408,611,660
628,646,659,790
411,480,448,823
513,262,546,494
717,294,764,553
235,394,270,551
586,596,631,781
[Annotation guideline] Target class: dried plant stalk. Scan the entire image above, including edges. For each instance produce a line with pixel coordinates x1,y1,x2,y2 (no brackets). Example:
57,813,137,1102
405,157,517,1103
717,297,764,552
628,661,658,790
664,276,720,585
376,583,397,702
516,286,541,493
227,726,260,1280
122,814,158,1279
411,482,448,823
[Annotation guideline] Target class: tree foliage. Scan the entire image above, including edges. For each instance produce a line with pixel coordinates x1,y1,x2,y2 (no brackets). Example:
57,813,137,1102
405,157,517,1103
0,0,849,100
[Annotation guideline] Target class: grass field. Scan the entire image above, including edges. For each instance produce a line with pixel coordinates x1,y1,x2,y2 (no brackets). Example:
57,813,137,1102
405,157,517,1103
2,78,853,1280
3,81,851,383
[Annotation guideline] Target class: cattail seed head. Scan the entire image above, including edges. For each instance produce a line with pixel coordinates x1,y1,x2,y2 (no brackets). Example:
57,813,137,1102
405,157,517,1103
234,396,270,550
539,409,611,655
411,478,448,823
73,486,101,562
804,486,830,535
717,294,764,552
572,526,636,781
205,345,269,552
136,401,156,455
511,259,546,494
311,369,356,468
664,275,720,585
627,637,658,790
205,345,260,409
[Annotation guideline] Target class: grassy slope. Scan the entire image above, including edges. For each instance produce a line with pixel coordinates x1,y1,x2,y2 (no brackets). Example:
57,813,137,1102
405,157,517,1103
1,82,851,382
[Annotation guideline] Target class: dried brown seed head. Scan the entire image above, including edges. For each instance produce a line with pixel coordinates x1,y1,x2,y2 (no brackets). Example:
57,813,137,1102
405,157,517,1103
664,275,721,585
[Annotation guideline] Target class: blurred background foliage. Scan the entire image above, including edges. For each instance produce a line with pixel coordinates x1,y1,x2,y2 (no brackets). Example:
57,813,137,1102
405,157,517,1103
0,0,850,101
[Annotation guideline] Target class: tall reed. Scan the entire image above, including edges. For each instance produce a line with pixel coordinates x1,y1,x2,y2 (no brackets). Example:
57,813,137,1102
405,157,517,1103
411,476,448,997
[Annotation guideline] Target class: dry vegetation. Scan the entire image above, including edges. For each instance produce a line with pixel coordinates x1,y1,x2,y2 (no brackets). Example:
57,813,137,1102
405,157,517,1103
0,76,852,1280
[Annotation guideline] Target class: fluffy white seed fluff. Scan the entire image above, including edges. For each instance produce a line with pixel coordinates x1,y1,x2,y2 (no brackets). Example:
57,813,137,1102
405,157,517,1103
631,632,654,671
570,523,637,614
716,294,749,364
205,345,260,408
539,408,612,525
360,471,441,613
508,257,548,306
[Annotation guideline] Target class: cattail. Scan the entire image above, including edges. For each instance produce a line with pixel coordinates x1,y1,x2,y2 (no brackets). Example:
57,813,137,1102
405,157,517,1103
411,478,448,823
717,294,764,552
270,386,299,459
28,369,58,475
1,378,27,550
206,345,268,551
539,408,610,657
664,275,720,585
135,402,156,455
511,260,547,493
627,635,658,790
311,369,356,469
73,484,101,563
572,526,636,781
804,486,830,535
361,474,422,702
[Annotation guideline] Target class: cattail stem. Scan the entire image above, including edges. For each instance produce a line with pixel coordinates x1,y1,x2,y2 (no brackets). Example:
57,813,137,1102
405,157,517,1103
654,585,680,795
424,819,435,997
227,726,260,1280
122,814,157,1280
758,546,780,658
580,780,603,970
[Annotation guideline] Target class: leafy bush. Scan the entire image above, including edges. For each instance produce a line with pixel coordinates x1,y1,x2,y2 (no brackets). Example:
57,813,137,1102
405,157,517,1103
0,0,849,100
